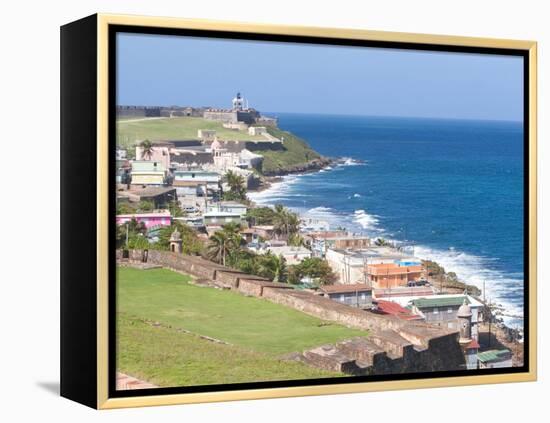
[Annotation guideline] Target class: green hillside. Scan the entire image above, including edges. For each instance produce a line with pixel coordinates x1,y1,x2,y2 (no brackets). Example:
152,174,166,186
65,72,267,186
116,116,265,147
255,126,323,174
116,116,326,175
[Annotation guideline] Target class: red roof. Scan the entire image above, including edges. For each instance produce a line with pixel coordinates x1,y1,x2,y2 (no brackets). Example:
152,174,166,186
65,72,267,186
374,300,422,321
466,339,480,349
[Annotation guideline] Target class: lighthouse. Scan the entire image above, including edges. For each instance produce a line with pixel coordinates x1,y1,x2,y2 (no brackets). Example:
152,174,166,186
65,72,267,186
232,92,245,111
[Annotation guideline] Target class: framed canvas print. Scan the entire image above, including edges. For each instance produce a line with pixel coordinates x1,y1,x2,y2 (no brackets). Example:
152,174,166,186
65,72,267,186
60,14,537,409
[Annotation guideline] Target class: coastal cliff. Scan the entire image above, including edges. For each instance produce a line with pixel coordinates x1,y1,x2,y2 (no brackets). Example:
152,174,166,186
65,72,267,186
254,126,329,175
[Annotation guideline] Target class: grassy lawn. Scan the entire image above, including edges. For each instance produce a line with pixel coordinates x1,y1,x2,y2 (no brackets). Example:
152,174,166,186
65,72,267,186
116,116,265,147
117,267,367,356
117,313,339,387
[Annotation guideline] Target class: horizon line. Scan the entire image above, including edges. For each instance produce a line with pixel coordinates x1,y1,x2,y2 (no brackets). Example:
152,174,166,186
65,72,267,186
116,105,522,124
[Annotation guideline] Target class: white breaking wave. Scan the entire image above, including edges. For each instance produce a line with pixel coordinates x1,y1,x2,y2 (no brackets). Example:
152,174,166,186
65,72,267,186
353,209,381,231
248,174,300,206
413,244,524,328
341,157,366,166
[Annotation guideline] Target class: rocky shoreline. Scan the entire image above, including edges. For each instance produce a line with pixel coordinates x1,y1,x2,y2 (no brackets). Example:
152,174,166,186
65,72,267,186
250,156,338,193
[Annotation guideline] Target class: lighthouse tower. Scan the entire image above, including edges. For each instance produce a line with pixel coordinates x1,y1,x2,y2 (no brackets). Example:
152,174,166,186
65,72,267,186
232,92,245,111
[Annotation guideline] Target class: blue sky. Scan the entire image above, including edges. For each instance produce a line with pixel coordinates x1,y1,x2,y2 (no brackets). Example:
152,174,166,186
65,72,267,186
117,33,524,121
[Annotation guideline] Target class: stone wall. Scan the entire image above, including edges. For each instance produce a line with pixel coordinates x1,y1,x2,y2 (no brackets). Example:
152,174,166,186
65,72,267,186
119,249,465,374
238,279,294,297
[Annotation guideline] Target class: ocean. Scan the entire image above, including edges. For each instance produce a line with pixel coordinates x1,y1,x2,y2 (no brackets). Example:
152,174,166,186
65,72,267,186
249,113,525,328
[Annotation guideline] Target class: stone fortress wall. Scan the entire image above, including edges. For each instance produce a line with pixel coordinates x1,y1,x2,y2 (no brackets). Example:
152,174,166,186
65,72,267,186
118,249,467,375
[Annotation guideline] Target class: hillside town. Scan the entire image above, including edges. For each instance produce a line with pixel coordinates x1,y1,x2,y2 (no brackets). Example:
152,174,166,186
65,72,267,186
116,94,521,384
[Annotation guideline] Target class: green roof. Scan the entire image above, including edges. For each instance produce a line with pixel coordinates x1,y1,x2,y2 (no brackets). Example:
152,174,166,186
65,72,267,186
131,161,165,172
411,296,469,308
477,349,511,363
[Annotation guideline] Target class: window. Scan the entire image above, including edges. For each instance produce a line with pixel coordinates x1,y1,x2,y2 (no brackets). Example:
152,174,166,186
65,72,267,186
340,294,345,302
433,307,439,314
447,307,453,313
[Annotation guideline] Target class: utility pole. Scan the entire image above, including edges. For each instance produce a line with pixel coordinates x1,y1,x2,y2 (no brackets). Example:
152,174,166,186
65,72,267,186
488,298,493,347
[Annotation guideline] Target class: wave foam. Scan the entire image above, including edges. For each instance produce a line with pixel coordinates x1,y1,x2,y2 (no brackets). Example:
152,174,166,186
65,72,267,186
353,209,380,231
413,244,524,327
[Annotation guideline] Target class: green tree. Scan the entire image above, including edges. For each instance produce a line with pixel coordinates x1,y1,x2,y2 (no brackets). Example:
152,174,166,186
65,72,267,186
168,200,184,217
223,170,247,201
116,202,135,215
230,250,260,275
205,222,247,267
245,206,277,226
205,231,232,266
115,218,146,249
288,233,304,247
374,237,393,247
273,204,300,239
154,221,203,255
137,200,154,212
256,252,287,283
288,257,336,285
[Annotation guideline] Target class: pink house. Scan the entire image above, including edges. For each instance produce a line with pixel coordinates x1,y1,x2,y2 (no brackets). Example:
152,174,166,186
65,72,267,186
116,211,172,229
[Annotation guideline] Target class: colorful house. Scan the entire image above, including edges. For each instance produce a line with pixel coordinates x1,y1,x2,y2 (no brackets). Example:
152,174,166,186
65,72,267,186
203,211,242,226
135,142,172,170
116,210,172,230
366,262,424,289
320,284,373,309
173,169,221,197
130,160,166,186
408,294,484,339
206,201,248,217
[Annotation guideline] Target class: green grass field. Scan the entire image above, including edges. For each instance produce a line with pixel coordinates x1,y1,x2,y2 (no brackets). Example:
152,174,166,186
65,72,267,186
116,116,265,147
117,267,367,386
117,314,338,387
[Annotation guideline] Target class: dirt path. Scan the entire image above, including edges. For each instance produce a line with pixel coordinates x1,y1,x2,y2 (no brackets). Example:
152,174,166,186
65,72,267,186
118,117,169,123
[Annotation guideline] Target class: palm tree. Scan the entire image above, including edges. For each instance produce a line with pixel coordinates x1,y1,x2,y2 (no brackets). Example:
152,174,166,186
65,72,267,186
140,139,154,160
206,231,231,266
374,237,393,247
223,170,247,201
257,252,287,283
206,223,245,266
273,205,300,239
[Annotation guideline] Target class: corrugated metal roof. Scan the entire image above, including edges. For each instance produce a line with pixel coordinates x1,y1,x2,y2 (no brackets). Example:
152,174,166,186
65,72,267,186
412,296,470,308
320,284,372,294
374,300,422,320
477,349,511,363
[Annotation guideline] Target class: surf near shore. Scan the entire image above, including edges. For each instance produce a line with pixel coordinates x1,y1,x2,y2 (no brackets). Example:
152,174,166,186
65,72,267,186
247,157,524,341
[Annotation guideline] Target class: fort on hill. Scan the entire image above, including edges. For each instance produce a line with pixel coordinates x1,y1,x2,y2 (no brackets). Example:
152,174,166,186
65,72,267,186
117,92,278,127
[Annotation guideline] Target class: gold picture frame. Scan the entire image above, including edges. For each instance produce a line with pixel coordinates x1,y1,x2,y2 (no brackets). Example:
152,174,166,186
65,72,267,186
60,13,537,409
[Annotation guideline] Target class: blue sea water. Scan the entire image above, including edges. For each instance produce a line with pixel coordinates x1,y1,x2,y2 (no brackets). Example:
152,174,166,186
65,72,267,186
249,113,525,327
